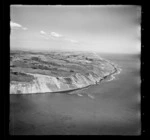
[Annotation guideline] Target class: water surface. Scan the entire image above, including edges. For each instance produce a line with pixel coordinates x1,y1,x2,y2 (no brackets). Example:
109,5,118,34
10,53,141,135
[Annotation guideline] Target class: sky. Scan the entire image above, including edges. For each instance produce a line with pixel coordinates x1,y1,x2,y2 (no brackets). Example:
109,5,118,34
10,5,141,54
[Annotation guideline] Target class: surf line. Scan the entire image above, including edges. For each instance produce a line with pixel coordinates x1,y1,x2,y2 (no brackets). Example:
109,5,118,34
68,59,122,96
100,60,122,83
67,54,122,97
87,94,95,99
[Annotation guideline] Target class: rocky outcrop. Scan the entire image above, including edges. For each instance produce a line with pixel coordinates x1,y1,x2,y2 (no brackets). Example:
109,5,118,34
10,72,103,94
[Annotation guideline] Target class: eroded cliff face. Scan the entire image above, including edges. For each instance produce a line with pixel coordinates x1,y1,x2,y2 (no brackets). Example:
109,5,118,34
10,51,118,94
10,73,103,94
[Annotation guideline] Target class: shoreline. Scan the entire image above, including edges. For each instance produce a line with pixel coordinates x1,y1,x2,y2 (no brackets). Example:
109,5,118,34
10,59,121,95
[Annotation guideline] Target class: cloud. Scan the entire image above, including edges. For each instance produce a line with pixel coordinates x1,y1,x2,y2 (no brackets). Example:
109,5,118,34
40,30,50,39
50,32,63,38
23,27,28,30
64,38,78,43
40,30,46,34
10,21,28,30
40,30,79,43
40,31,63,39
68,39,78,43
10,22,22,28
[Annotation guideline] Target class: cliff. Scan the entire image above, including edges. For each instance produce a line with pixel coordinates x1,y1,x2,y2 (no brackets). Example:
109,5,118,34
10,72,103,94
10,51,118,94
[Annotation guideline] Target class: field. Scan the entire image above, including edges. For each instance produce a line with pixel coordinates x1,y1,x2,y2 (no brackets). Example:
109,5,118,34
10,50,115,83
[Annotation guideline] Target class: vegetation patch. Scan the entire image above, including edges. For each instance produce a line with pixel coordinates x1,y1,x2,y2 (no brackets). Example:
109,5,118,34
10,72,35,82
10,50,115,82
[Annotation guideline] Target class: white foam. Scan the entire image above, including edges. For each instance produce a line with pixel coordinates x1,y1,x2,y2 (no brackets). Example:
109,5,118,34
106,68,122,82
77,94,83,97
108,75,115,81
87,94,95,99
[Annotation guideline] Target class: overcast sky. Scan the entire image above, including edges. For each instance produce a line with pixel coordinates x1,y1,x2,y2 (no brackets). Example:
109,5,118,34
10,5,141,54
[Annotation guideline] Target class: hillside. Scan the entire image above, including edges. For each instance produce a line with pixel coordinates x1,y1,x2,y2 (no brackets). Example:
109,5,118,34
10,50,117,94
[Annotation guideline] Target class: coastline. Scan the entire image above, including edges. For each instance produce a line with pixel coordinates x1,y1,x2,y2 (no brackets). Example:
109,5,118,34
10,59,121,95
10,53,140,135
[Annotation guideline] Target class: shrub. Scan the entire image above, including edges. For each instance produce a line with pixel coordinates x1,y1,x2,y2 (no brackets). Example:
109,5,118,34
10,72,35,82
31,57,41,62
70,70,74,72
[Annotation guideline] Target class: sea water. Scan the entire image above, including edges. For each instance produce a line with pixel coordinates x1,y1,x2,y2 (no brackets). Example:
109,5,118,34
9,53,141,135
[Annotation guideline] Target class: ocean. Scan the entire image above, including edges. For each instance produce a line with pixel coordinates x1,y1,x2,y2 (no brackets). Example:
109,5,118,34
9,53,141,135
